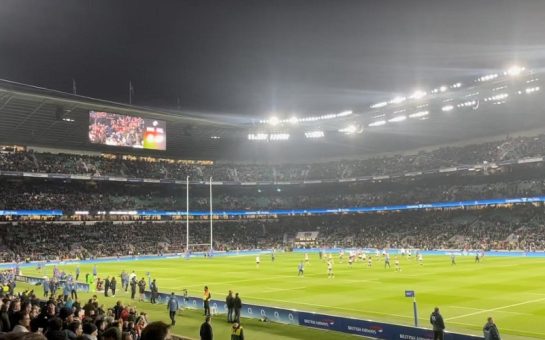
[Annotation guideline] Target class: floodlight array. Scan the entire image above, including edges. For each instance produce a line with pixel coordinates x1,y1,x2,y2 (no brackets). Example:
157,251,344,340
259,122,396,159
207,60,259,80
260,110,352,125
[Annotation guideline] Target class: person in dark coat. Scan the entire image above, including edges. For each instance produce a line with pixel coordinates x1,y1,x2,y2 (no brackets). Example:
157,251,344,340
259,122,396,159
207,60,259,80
130,277,137,300
233,293,242,323
110,277,117,297
430,307,445,340
199,316,213,340
226,291,235,323
104,277,110,297
483,317,501,340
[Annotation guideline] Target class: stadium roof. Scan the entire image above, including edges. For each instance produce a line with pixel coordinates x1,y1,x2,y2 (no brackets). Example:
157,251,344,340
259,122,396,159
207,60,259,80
0,69,544,162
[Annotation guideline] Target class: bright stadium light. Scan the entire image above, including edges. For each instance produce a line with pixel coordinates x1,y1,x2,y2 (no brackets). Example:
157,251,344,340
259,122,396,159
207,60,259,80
506,65,525,76
388,115,407,123
441,105,454,112
389,96,406,104
440,85,448,92
248,133,268,141
288,116,299,124
484,93,508,102
337,110,353,117
368,120,386,127
408,111,429,118
451,82,462,88
478,74,498,82
339,125,363,134
305,131,325,138
269,133,290,141
269,116,280,126
410,90,427,100
370,101,388,109
525,86,540,94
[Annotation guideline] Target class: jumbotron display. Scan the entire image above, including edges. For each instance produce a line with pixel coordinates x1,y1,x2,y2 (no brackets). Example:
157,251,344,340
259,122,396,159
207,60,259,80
89,111,166,150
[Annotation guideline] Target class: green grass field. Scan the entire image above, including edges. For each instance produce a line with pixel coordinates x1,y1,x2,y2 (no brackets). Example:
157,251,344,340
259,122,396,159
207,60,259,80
19,253,545,339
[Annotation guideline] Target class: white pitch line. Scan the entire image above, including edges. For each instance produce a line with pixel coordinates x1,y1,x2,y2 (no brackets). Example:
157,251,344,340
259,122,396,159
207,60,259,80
449,305,531,316
263,286,308,293
446,297,545,320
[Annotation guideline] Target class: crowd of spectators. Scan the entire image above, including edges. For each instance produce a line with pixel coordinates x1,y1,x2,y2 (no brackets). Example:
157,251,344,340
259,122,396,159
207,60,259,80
0,287,173,339
1,162,545,212
0,205,543,263
1,134,545,182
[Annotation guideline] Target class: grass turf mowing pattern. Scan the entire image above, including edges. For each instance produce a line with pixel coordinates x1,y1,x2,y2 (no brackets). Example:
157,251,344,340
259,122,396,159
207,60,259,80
22,253,545,339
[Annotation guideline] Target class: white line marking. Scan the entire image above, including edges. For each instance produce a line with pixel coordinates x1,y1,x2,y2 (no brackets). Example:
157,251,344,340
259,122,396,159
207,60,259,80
446,297,545,320
263,286,308,293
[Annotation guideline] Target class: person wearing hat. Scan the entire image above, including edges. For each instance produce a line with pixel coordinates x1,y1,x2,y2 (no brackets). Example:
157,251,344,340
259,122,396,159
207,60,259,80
231,322,244,340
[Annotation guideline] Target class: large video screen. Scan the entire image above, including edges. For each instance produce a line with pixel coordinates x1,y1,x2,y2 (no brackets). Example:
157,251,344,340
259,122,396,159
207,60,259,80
89,111,166,150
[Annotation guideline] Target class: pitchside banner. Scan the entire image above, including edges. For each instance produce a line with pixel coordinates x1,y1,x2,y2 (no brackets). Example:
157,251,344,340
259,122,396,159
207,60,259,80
142,291,479,339
142,292,299,325
298,311,482,340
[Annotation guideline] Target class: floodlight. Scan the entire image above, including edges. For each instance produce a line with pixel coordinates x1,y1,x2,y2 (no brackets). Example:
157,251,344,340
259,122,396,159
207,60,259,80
525,86,540,94
410,90,427,100
506,65,525,76
478,74,498,82
389,96,406,104
408,111,429,118
288,116,298,124
388,115,407,122
337,110,353,117
440,85,448,92
269,116,280,126
339,125,362,134
368,120,386,127
441,105,454,112
370,102,388,109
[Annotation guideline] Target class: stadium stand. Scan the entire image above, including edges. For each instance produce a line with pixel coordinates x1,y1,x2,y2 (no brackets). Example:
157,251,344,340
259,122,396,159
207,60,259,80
1,133,545,182
1,205,543,263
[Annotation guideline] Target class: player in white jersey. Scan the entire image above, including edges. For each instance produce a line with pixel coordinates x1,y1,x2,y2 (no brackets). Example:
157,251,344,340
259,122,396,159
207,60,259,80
418,254,423,265
327,261,334,278
256,256,260,268
339,250,344,263
304,253,309,264
394,256,401,271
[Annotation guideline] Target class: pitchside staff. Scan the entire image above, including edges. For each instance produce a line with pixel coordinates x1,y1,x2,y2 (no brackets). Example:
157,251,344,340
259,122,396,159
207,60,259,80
430,307,445,340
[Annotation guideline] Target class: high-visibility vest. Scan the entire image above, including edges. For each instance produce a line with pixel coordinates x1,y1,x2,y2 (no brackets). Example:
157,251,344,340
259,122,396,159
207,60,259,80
231,326,243,340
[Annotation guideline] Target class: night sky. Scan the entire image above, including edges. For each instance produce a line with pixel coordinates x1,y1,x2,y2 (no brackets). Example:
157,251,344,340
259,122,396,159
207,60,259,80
1,0,545,120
